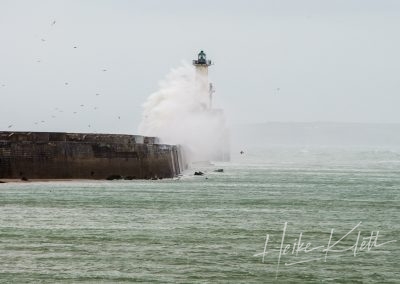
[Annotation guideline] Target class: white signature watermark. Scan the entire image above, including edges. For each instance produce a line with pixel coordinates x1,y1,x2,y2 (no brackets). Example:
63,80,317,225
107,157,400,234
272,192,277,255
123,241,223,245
253,221,397,279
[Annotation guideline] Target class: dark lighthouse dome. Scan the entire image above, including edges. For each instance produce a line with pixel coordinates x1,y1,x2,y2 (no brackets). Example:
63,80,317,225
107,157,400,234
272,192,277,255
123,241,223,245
193,50,212,66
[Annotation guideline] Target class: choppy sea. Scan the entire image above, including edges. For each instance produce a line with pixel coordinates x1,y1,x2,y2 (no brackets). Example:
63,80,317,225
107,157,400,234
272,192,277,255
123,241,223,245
0,147,399,283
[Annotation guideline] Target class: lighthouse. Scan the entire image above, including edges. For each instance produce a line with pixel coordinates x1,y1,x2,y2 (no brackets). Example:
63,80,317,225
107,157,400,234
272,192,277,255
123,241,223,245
192,50,230,162
193,50,214,109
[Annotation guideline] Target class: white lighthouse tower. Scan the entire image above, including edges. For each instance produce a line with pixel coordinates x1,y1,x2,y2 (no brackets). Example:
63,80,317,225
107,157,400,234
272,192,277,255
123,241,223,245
193,50,214,109
192,50,230,161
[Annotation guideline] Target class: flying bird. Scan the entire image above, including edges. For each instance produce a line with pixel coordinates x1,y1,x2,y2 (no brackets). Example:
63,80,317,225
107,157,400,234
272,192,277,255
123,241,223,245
51,20,56,26
7,125,12,128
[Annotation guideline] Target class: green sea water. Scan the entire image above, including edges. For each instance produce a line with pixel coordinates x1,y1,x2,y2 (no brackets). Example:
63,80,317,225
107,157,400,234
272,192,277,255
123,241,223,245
0,147,399,283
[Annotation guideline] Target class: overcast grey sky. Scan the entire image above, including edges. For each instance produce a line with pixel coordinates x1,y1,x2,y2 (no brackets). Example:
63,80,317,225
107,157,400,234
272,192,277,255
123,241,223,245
1,0,400,134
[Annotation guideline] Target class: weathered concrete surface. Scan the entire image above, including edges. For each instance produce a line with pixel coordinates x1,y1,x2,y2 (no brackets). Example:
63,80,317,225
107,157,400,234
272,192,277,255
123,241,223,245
0,132,182,180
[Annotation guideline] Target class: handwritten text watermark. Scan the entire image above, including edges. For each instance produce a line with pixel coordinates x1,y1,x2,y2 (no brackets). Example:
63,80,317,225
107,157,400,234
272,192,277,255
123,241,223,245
253,222,397,279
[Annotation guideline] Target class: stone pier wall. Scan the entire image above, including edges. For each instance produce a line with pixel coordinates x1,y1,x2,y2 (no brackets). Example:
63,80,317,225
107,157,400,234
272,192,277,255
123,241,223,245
0,131,183,180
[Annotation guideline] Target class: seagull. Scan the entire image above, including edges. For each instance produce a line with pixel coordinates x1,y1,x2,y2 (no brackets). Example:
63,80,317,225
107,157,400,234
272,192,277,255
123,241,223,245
240,150,244,155
118,116,120,119
65,82,69,85
41,38,46,42
80,104,84,107
51,20,56,26
95,93,100,96
73,112,77,114
73,46,77,49
102,69,107,72
7,124,12,128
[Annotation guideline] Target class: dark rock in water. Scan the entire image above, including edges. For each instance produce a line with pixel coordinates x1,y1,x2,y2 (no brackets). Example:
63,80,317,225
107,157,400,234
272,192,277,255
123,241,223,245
214,169,224,173
194,171,204,176
124,176,136,180
106,174,122,180
0,181,6,183
21,177,29,181
151,177,158,180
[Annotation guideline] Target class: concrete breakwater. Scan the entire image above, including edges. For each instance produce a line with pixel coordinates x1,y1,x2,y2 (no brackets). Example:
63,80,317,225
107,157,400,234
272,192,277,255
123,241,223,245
0,131,184,180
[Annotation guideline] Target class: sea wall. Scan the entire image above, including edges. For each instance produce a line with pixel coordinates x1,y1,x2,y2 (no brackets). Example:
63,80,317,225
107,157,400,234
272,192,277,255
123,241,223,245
0,131,183,180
